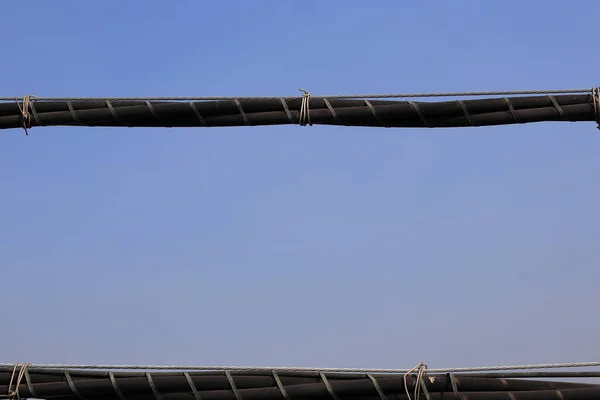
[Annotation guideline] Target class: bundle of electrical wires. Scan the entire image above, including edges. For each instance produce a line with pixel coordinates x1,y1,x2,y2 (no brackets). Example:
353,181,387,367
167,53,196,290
1,362,600,400
0,87,599,133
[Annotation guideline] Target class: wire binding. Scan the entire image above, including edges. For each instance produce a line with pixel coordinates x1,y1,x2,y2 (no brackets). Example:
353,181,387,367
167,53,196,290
299,89,312,126
108,371,127,400
13,96,35,135
105,100,126,127
504,97,519,123
145,101,162,124
225,371,243,400
592,87,600,129
5,364,16,400
367,374,386,400
280,98,294,123
234,99,250,126
408,101,430,127
146,372,163,400
457,100,474,126
364,100,388,127
188,102,207,127
183,371,202,400
448,373,461,400
319,372,340,400
3,363,29,400
271,371,291,400
67,101,82,125
419,377,432,400
64,370,86,400
22,369,37,399
322,98,340,124
547,96,565,119
404,362,429,400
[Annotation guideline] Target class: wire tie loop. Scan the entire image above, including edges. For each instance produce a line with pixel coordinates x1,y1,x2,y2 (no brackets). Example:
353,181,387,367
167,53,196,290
403,362,429,400
13,96,36,135
5,363,30,400
299,88,312,126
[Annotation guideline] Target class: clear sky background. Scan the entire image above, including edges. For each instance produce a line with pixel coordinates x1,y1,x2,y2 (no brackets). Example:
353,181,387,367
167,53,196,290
1,1,599,370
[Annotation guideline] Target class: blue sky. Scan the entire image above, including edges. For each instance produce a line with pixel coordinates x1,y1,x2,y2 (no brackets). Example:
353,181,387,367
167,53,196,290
1,1,599,370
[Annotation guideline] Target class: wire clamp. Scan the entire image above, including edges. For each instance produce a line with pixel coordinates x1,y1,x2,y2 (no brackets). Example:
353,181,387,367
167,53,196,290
298,89,312,126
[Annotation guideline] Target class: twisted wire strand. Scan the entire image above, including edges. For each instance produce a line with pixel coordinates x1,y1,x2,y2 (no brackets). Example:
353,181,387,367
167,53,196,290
0,88,595,102
1,361,599,374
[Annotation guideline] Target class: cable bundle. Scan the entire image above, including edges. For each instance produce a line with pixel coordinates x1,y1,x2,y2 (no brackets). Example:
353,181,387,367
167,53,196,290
1,364,599,400
0,88,599,132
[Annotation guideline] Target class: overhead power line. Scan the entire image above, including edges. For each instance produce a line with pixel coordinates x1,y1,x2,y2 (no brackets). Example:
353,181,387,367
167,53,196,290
1,361,600,400
0,87,599,134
